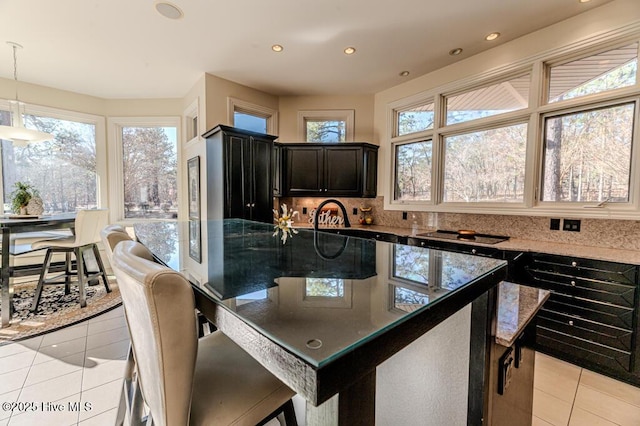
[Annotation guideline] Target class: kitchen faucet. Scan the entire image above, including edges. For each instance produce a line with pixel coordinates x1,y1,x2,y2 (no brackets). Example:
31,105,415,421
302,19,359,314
313,199,351,231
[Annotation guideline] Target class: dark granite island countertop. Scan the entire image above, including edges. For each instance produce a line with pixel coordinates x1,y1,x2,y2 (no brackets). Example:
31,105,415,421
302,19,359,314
134,219,508,425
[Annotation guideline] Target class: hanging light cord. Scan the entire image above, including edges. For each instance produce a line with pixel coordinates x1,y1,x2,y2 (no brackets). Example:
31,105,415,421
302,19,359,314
10,42,20,101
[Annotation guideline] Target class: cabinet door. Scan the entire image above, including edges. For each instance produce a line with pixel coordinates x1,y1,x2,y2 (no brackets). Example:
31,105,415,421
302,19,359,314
249,137,273,223
324,146,362,196
224,134,249,219
362,146,378,198
272,144,282,197
285,146,324,196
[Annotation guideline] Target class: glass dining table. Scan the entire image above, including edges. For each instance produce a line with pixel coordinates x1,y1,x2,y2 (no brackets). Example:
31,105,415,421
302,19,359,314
0,213,77,327
134,219,507,425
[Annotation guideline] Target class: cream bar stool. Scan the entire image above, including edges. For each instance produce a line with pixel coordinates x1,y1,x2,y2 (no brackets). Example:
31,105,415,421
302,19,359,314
30,209,111,312
100,225,145,426
111,240,297,426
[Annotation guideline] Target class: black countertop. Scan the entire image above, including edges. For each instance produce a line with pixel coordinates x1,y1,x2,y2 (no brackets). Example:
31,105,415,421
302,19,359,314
134,219,508,367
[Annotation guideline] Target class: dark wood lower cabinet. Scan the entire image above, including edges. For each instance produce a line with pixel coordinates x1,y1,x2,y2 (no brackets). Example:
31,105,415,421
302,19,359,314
486,328,536,426
513,252,640,386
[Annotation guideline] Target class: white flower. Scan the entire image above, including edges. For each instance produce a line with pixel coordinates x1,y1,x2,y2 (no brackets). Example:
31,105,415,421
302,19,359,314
273,204,299,244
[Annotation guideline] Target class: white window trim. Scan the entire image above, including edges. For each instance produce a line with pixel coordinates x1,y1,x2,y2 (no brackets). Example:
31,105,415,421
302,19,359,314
183,97,200,146
0,100,107,212
384,26,640,220
297,109,355,142
107,116,181,224
227,97,278,135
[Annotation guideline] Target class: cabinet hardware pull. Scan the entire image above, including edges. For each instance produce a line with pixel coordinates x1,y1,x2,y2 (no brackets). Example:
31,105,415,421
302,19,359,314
571,261,577,267
471,249,477,255
568,320,574,326
571,280,576,286
245,203,251,207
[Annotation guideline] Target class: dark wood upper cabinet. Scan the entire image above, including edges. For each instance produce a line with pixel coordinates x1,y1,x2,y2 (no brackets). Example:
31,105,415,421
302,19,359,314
203,125,277,223
279,142,378,198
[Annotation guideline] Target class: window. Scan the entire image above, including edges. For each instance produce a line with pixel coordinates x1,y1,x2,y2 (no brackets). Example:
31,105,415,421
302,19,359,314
443,123,527,203
445,73,531,125
541,102,635,202
0,106,101,214
228,97,277,135
305,278,344,297
396,101,435,136
548,43,638,103
387,32,640,218
184,98,199,142
121,126,178,219
298,110,355,142
394,140,432,201
234,111,267,133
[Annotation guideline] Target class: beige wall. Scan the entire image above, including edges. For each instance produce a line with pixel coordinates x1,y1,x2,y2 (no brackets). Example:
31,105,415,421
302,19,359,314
278,94,375,142
203,73,279,132
0,77,182,118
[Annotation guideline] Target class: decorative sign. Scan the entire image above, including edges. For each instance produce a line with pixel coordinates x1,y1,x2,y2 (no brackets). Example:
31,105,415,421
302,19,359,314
308,208,345,226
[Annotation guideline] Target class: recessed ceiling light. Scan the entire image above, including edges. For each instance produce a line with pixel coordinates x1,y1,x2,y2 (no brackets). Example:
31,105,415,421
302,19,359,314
449,48,463,56
485,32,501,41
155,1,183,19
579,0,591,3
399,71,410,77
344,47,356,55
272,44,284,52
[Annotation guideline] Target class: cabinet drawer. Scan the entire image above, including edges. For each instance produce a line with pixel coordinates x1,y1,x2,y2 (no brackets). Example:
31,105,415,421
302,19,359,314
544,294,634,330
528,253,637,285
537,309,633,352
525,269,636,308
537,326,631,372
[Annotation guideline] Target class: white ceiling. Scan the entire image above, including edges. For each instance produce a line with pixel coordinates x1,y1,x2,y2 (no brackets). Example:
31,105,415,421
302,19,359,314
0,0,616,99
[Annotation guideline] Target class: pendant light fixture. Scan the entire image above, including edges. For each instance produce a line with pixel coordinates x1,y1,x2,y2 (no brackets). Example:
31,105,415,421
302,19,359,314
0,42,54,147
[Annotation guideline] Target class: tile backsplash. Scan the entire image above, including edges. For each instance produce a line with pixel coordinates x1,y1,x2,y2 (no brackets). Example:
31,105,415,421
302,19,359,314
279,196,640,251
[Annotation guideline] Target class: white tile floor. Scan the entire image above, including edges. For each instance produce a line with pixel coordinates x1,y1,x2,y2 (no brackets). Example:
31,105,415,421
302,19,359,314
3,306,640,426
533,352,640,426
0,306,128,426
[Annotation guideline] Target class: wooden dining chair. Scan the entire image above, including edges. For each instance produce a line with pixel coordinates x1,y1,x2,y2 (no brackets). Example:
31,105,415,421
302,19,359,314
30,209,111,312
111,240,297,426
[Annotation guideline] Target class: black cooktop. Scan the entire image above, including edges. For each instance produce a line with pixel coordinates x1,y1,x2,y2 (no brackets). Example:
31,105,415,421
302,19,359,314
417,230,509,245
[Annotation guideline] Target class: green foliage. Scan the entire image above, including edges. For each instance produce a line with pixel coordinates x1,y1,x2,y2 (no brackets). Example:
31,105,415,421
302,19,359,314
9,181,39,213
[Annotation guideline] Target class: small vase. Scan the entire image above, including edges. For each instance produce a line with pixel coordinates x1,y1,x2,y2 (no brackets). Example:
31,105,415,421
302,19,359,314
26,196,44,216
19,206,27,215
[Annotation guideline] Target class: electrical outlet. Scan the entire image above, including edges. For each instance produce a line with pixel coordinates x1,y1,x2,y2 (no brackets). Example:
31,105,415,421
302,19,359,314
550,218,560,230
563,219,581,232
402,211,408,220
302,207,308,215
352,207,358,215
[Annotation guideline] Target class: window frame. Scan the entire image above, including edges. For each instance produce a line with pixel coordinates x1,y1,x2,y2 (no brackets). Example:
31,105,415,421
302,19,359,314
0,100,107,212
385,32,640,219
536,97,639,211
297,109,355,142
227,97,278,135
107,116,181,223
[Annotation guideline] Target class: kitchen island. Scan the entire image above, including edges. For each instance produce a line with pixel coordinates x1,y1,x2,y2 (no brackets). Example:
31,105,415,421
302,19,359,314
135,219,513,425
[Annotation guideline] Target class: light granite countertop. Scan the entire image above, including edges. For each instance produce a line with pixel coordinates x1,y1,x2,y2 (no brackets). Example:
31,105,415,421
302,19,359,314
303,223,640,265
495,282,550,347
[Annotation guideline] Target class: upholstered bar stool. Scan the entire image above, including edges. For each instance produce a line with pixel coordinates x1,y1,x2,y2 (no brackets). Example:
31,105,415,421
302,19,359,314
100,225,144,426
30,209,111,312
111,240,297,426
